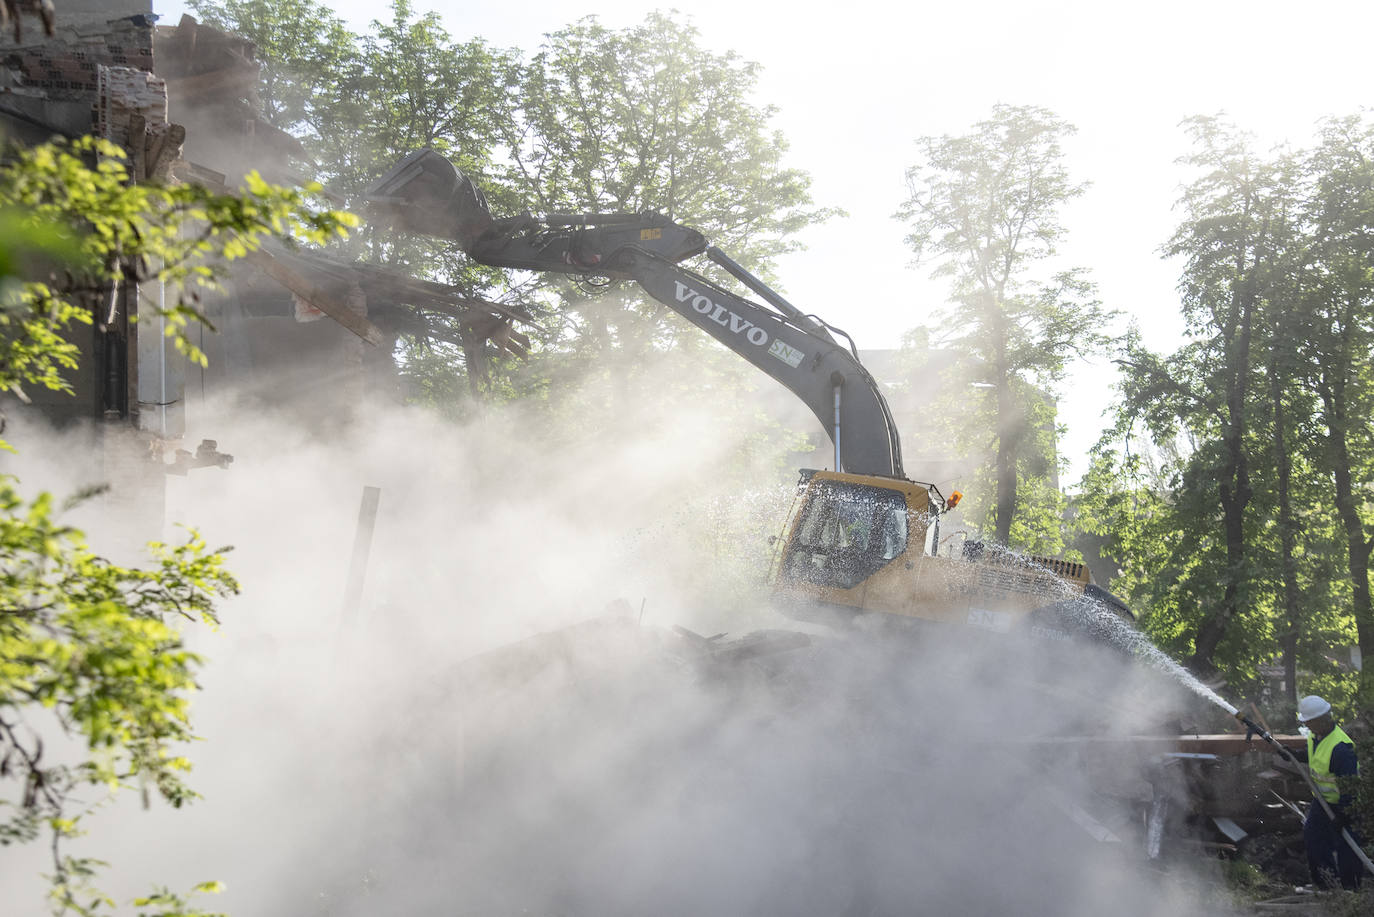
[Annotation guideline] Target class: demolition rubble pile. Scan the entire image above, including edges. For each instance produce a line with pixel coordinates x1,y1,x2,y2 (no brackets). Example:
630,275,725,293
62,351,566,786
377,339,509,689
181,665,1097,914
322,610,1327,916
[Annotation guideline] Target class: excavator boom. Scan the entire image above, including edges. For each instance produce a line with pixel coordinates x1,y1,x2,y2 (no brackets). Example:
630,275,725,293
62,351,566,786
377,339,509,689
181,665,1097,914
367,150,904,479
366,149,1130,634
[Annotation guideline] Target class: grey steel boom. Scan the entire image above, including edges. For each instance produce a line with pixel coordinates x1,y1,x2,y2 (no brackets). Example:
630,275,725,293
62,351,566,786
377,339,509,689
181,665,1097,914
366,149,904,479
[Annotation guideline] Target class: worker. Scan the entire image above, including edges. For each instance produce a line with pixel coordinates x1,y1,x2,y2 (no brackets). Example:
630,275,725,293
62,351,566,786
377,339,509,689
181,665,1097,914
1292,695,1361,890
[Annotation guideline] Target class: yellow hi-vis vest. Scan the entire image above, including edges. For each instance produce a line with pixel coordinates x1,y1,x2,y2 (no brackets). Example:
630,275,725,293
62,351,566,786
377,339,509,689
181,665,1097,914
1307,724,1354,805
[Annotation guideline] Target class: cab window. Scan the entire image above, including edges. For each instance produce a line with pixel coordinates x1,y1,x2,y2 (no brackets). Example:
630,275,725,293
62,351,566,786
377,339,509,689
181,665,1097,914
780,481,909,590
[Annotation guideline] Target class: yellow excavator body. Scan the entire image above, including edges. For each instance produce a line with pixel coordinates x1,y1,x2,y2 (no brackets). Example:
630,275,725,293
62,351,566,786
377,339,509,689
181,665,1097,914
770,470,1104,633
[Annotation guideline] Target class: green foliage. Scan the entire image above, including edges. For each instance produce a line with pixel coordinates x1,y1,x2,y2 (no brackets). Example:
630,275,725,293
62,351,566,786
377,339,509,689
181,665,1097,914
505,12,829,260
1218,855,1284,901
185,3,832,451
1350,735,1374,848
190,0,516,249
895,338,1072,555
1298,117,1374,711
1096,120,1284,677
898,105,1082,289
457,10,837,413
188,0,355,138
0,134,353,913
897,105,1116,548
131,883,228,917
0,482,238,915
185,0,525,392
1085,114,1374,709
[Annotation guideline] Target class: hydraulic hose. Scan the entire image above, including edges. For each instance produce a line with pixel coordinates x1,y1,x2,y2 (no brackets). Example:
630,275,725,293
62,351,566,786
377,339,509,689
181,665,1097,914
1234,711,1374,879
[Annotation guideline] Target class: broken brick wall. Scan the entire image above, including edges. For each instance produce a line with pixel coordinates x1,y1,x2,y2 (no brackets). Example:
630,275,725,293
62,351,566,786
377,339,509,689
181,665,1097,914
1,3,171,441
1,2,157,141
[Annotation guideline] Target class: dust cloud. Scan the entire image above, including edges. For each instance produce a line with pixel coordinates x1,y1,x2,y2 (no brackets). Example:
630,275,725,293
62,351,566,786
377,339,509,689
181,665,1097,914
0,363,1237,916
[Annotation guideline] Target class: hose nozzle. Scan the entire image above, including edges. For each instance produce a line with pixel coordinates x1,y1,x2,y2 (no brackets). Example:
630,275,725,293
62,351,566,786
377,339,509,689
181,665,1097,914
1234,711,1277,748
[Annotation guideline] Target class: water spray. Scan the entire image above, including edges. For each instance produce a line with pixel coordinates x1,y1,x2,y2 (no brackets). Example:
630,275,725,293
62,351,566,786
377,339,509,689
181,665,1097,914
1230,706,1374,879
1073,584,1374,881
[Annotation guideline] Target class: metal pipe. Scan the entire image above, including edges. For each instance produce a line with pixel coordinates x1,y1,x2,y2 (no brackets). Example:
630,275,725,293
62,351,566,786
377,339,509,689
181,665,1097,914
705,246,835,343
339,485,383,632
831,371,843,472
158,278,168,437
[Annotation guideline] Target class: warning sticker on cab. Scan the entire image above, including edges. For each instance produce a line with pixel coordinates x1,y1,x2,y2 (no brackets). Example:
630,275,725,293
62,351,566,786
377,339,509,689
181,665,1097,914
769,340,804,368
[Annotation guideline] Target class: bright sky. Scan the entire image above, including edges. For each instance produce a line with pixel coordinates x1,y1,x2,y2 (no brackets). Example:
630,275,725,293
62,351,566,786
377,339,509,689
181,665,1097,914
159,0,1374,481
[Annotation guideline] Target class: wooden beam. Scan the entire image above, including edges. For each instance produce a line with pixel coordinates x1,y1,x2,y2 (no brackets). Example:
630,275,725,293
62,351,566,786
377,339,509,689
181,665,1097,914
1002,734,1306,757
164,65,260,103
244,250,384,348
170,159,226,188
166,162,381,347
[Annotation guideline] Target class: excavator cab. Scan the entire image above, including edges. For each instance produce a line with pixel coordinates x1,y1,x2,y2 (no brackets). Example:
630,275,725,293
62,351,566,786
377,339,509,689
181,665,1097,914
772,470,940,624
771,470,1131,636
776,471,936,592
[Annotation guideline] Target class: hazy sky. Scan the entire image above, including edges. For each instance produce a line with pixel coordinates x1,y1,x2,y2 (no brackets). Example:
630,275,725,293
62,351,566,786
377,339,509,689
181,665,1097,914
160,0,1374,480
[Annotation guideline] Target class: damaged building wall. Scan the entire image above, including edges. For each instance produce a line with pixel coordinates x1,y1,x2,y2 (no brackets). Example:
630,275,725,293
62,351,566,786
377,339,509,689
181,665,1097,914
154,14,401,432
1,5,399,447
0,2,173,552
1,6,533,546
150,15,384,433
1,2,159,432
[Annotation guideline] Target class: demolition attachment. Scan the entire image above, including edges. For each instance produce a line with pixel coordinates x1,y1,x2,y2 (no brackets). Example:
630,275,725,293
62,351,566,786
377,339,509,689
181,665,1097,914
365,149,494,250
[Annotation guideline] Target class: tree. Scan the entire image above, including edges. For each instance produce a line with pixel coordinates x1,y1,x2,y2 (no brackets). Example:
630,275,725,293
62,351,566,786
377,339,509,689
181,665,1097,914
505,13,825,263
183,3,834,428
494,12,835,394
188,0,531,406
1254,150,1325,711
1093,116,1366,704
1111,119,1291,675
0,136,355,915
1296,116,1374,710
897,104,1114,548
188,0,519,250
186,0,356,139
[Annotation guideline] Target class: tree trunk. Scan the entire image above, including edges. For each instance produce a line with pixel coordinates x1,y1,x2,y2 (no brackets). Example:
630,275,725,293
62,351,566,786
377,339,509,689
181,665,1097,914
1319,377,1374,715
994,373,1016,544
460,326,489,401
1189,281,1256,672
1269,347,1302,711
993,326,1016,545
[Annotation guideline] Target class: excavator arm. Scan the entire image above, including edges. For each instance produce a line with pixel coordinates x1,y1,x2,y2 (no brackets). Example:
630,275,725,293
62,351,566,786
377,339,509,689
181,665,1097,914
366,149,904,479
366,149,1141,636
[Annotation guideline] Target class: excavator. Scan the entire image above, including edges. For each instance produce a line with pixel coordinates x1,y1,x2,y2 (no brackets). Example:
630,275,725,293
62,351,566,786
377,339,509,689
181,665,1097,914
365,150,1131,641
363,153,1322,870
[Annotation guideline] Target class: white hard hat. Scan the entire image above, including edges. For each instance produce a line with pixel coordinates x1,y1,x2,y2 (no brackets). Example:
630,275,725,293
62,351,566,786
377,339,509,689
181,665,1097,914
1297,695,1332,722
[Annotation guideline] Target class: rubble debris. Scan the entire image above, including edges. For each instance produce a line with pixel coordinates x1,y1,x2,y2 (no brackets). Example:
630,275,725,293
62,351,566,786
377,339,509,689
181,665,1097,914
331,611,1352,914
1,8,160,145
